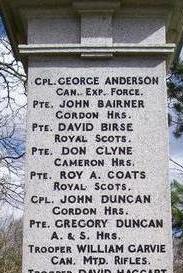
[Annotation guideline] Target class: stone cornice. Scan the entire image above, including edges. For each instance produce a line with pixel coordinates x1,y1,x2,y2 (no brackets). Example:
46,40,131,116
0,0,182,66
19,43,175,60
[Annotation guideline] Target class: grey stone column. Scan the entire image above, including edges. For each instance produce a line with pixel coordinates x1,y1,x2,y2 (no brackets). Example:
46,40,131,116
1,1,183,273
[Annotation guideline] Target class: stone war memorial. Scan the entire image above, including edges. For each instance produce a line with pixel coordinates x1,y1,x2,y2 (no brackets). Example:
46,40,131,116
1,0,183,273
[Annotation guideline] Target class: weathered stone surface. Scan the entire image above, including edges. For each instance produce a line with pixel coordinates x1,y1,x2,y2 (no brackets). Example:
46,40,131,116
22,55,173,273
2,1,182,273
